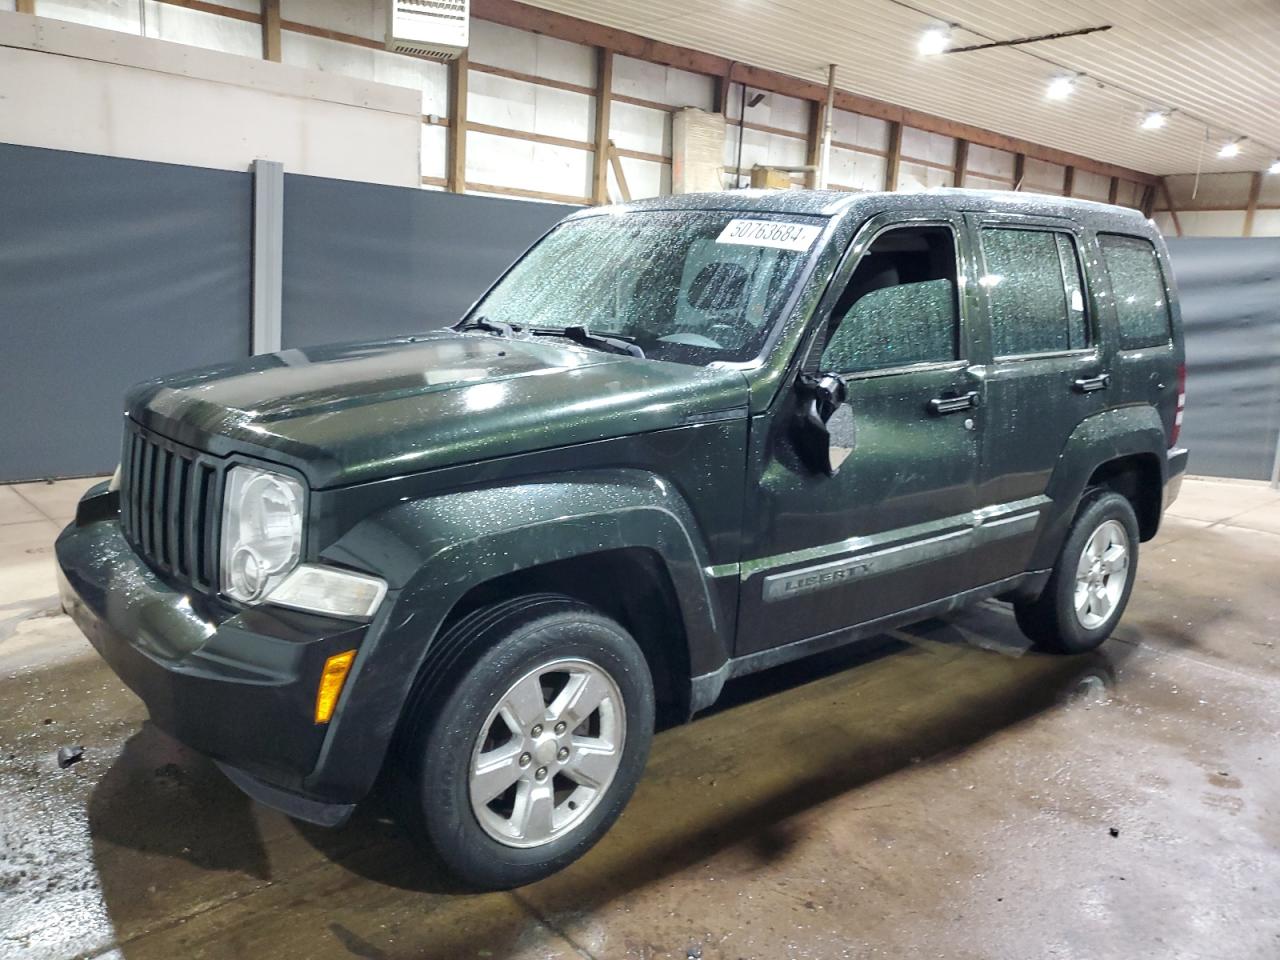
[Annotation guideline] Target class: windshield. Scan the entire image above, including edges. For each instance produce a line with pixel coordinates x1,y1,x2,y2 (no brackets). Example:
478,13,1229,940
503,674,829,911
468,210,826,364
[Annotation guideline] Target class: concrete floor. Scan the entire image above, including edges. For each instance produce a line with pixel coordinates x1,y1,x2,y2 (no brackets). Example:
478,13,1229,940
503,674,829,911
2,476,1279,960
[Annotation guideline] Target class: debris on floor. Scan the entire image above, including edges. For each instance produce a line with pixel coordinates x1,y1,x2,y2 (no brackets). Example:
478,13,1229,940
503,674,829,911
56,744,84,768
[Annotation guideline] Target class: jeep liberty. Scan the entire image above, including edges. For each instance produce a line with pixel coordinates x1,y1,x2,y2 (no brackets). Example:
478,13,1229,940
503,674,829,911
57,189,1188,888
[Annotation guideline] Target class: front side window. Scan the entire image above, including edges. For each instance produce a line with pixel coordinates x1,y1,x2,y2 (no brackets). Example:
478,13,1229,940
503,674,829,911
1099,234,1173,349
469,211,824,364
981,227,1089,357
820,225,960,374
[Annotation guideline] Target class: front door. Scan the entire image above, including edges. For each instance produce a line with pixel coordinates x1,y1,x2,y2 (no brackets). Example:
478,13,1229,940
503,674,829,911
735,216,985,658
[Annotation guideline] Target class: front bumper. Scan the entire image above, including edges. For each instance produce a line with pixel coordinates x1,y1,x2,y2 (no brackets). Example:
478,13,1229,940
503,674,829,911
56,487,372,824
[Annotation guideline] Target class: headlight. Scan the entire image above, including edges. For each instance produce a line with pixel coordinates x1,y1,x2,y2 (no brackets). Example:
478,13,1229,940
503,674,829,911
220,466,304,604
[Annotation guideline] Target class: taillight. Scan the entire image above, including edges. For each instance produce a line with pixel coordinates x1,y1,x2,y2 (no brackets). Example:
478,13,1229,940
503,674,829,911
1170,363,1186,447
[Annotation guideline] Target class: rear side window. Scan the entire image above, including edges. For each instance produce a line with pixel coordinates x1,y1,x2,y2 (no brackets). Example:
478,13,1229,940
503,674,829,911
981,228,1088,357
1099,234,1173,349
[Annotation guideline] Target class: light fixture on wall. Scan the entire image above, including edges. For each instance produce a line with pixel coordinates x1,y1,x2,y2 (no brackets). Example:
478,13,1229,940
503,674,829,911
1217,139,1243,158
1046,75,1076,100
1140,110,1168,130
918,26,951,56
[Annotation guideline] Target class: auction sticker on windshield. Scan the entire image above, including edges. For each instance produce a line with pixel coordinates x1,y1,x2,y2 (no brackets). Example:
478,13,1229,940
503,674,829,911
716,219,823,252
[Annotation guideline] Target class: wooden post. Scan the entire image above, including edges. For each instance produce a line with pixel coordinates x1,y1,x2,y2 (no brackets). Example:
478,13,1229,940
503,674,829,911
884,121,902,192
714,66,733,117
447,52,468,193
1139,183,1156,217
608,141,631,202
1062,165,1075,198
1012,153,1025,191
953,138,968,188
1108,176,1119,205
591,47,613,204
1159,177,1182,237
1243,171,1263,237
805,99,823,189
16,0,35,13
261,0,281,62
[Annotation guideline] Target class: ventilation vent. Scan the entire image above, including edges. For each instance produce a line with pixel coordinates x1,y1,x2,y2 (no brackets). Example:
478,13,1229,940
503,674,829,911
386,0,468,61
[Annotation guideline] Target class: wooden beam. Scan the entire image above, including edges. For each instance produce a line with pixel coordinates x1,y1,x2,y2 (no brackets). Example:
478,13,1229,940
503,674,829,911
469,62,595,98
608,141,631,202
1243,171,1264,237
1108,177,1119,205
592,47,613,205
157,0,259,23
16,0,35,14
467,121,593,153
1140,183,1156,217
261,0,281,62
466,182,589,205
447,52,468,193
884,122,902,192
469,0,1157,187
1159,178,1182,237
612,146,670,166
1013,153,1026,191
953,139,968,188
1063,165,1075,198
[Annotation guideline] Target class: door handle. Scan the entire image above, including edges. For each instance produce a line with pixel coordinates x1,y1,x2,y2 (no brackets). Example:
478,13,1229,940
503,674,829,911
928,391,979,415
1073,373,1110,393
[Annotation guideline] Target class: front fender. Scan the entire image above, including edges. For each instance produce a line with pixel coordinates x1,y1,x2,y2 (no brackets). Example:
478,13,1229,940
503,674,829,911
1031,404,1168,570
303,469,729,800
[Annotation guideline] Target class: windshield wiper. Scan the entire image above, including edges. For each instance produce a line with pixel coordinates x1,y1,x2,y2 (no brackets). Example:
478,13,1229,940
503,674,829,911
531,325,646,359
456,316,520,337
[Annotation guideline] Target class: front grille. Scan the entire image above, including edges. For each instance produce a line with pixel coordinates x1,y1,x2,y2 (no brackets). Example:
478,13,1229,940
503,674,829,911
119,422,223,593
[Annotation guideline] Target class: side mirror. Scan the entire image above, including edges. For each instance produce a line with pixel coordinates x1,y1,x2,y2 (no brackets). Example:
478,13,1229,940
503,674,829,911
793,373,856,476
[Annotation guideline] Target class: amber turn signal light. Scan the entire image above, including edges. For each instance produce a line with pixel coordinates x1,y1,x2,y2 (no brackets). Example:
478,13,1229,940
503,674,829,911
314,650,356,724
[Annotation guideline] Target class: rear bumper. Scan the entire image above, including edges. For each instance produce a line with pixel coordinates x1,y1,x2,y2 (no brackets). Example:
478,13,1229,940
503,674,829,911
1165,447,1189,509
56,488,372,823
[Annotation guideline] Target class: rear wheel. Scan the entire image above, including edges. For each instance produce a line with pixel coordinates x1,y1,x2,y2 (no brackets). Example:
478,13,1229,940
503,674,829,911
1015,491,1139,654
394,595,654,889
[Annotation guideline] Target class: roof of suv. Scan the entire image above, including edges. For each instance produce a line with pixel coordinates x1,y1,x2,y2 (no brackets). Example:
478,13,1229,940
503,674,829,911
576,187,1153,233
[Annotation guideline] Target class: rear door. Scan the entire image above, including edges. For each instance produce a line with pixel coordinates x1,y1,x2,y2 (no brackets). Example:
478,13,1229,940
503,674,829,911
965,212,1110,581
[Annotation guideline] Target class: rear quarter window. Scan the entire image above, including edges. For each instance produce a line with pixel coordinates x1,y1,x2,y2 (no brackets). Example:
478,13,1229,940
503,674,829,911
1099,234,1173,349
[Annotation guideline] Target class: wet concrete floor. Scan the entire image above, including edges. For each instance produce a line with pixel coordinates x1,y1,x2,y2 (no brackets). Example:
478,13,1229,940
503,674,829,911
1,476,1278,959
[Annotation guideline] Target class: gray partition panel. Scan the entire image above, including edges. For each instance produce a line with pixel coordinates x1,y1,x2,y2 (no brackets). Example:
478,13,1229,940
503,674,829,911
281,176,575,348
1165,237,1280,481
0,143,252,483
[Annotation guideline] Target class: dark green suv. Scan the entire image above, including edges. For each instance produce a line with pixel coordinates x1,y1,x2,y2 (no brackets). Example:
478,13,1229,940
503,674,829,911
57,189,1188,888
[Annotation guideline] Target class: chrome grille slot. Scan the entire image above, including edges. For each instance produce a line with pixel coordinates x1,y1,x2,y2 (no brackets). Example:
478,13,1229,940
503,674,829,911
119,423,222,593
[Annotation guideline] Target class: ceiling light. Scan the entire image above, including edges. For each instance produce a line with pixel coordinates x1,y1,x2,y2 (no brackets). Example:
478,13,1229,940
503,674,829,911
918,26,951,56
1269,159,1280,175
1217,139,1242,158
1140,110,1168,130
1046,76,1076,100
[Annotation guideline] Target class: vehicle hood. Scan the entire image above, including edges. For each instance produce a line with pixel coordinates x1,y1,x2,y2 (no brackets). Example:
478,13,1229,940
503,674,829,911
126,331,750,488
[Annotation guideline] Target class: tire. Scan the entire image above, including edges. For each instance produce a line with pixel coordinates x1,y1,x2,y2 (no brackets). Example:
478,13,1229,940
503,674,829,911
394,594,655,890
1014,491,1140,654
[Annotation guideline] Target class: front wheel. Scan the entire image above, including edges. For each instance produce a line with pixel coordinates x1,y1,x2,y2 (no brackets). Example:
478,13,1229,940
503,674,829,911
1015,491,1140,654
394,595,654,889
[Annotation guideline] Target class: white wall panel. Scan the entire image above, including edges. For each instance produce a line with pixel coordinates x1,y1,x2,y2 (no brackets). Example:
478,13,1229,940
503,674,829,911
725,82,807,135
38,0,139,34
967,143,1014,182
1174,210,1248,236
143,2,259,58
0,16,421,186
723,124,806,178
421,123,447,181
0,1,15,11
828,146,885,192
900,126,953,167
609,99,669,156
466,130,591,199
280,0,382,42
966,174,1013,192
831,109,890,153
468,19,593,86
280,33,444,116
1072,169,1111,202
1249,210,1280,237
897,160,950,191
1023,157,1065,194
469,70,592,142
612,54,712,109
611,156,668,200
1114,179,1142,208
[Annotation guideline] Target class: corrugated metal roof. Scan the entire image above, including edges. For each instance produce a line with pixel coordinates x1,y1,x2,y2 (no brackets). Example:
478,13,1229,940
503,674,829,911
529,0,1280,176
